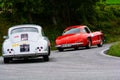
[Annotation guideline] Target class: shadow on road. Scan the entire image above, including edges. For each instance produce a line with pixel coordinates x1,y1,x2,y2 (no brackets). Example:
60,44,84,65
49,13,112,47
57,46,99,52
0,57,54,64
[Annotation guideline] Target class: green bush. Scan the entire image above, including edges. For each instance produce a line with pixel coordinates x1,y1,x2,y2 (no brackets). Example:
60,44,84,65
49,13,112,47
1,4,120,56
43,25,65,50
106,0,120,4
107,42,120,57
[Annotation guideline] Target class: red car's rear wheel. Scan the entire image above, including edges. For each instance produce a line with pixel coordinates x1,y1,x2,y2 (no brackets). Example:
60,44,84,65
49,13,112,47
86,38,91,49
58,48,64,52
97,36,103,47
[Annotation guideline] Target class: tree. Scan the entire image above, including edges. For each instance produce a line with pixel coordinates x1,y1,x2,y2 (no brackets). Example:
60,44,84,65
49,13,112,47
0,0,44,23
43,0,100,25
0,0,100,25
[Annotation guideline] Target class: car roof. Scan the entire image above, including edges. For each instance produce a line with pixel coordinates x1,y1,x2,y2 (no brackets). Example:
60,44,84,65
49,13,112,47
8,24,42,35
64,25,87,31
9,24,42,30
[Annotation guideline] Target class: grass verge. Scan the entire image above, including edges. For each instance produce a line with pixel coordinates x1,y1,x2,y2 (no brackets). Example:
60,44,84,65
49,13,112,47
107,42,120,57
106,0,120,4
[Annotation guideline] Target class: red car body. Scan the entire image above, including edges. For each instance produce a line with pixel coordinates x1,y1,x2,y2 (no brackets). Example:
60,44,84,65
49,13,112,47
55,25,104,51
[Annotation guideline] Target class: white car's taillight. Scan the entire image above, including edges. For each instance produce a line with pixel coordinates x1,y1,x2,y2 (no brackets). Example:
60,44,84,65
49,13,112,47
7,49,14,54
36,46,43,52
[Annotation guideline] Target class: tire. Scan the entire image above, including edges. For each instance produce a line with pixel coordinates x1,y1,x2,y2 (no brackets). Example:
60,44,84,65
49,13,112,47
97,36,103,47
86,38,91,49
48,46,51,56
43,55,49,61
4,58,10,63
58,48,64,52
74,47,79,50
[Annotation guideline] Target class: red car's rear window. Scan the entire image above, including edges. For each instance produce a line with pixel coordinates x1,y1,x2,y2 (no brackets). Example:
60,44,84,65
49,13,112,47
63,28,80,35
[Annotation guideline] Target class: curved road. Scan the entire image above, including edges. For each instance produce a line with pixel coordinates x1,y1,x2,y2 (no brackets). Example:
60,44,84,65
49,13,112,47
0,44,120,80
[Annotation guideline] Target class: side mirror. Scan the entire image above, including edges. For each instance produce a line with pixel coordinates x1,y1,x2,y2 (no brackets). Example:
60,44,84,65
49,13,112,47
3,36,8,39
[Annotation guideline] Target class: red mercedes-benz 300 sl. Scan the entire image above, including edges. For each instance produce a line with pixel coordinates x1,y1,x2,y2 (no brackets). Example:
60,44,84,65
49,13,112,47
55,25,104,51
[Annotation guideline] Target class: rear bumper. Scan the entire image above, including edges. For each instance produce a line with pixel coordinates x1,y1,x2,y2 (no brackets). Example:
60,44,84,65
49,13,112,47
3,51,48,58
55,42,83,48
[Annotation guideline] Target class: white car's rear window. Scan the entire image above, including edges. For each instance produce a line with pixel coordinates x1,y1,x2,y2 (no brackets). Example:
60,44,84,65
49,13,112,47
11,27,38,34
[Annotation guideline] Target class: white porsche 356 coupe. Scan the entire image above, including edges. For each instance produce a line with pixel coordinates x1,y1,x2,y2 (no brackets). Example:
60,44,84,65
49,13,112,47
2,24,50,63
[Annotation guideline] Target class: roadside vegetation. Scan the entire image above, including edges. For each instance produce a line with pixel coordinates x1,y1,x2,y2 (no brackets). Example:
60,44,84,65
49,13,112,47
106,0,120,4
107,42,120,57
0,0,120,56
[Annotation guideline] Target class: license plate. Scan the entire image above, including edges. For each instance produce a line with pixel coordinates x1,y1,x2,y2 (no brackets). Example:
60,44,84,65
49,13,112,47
20,44,30,52
62,44,71,47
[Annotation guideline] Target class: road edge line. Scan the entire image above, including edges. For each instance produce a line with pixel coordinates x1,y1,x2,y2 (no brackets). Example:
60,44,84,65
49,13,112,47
100,48,120,59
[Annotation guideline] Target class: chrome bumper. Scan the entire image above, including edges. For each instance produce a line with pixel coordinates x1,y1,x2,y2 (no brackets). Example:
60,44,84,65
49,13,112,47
3,51,48,58
56,42,83,48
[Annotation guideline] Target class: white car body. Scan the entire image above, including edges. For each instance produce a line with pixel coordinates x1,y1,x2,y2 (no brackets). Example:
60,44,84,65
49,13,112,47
2,24,50,63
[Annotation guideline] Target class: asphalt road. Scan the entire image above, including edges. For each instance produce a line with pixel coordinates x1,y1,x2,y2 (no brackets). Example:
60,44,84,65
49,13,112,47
0,44,120,80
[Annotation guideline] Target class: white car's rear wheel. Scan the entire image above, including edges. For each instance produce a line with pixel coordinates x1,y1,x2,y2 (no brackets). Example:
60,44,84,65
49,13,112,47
4,58,11,63
48,46,51,56
43,55,49,61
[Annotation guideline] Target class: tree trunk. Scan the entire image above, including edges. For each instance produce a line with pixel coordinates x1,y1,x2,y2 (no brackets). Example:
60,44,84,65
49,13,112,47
28,13,33,23
52,16,57,25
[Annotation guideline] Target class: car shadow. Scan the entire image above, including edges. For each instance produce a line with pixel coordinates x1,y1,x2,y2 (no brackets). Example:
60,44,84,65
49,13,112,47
10,58,44,64
0,57,53,64
58,46,100,52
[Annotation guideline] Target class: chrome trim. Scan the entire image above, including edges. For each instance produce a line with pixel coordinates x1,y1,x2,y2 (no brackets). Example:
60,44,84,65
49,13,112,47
56,42,83,48
3,51,48,58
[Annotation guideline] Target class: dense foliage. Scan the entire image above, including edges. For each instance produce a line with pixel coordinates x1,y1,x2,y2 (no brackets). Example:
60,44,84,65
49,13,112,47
0,0,120,55
106,0,120,4
0,0,99,25
107,42,120,57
